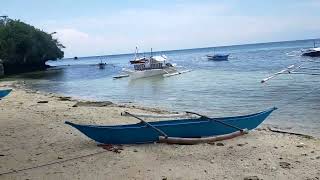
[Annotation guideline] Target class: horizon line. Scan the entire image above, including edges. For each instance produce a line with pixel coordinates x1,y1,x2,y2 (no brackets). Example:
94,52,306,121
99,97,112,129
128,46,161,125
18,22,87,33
62,37,320,60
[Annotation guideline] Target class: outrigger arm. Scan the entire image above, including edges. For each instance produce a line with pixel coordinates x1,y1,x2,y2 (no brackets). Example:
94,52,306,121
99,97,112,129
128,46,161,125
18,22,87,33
261,64,301,83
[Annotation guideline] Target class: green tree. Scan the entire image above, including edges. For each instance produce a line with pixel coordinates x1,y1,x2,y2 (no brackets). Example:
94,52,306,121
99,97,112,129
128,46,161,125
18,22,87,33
0,18,64,74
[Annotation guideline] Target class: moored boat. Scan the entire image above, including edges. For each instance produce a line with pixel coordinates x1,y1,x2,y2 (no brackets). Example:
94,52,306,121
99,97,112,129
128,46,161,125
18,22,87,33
121,47,179,79
65,107,277,144
0,89,12,99
207,54,229,61
301,47,320,57
206,48,229,61
301,41,320,57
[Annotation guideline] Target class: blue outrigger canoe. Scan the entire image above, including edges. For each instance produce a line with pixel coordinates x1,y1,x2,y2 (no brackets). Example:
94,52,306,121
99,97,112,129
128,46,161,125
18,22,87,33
0,89,12,99
207,54,229,61
65,107,276,144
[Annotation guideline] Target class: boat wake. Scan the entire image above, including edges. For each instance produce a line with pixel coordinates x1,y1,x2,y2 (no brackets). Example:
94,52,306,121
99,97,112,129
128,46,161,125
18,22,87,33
286,50,301,57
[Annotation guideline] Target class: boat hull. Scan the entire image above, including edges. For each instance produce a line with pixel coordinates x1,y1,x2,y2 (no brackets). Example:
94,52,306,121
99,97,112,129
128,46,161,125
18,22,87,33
124,67,176,79
0,89,12,99
302,51,320,57
207,54,229,61
65,107,277,144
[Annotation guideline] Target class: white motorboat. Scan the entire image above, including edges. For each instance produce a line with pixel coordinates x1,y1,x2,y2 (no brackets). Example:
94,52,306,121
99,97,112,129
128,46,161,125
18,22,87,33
123,55,178,79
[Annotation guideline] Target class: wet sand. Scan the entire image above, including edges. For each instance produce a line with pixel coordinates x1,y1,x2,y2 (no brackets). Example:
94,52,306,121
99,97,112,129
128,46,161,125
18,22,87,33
0,81,319,180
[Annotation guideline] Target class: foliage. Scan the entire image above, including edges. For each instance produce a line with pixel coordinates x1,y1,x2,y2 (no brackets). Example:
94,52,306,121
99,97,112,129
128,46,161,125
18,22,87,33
0,18,64,67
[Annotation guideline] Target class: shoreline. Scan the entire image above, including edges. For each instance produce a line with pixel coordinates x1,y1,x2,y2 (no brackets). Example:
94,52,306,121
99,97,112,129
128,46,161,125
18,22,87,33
0,81,319,179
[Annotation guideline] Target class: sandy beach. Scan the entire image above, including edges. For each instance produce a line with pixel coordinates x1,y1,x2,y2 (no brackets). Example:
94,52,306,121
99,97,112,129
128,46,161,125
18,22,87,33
0,81,319,180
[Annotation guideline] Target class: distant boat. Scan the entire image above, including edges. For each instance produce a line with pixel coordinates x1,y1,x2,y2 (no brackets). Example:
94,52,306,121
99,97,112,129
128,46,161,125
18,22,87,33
302,48,320,57
98,59,106,69
301,41,320,57
0,89,12,99
207,54,229,61
207,48,229,61
65,107,277,144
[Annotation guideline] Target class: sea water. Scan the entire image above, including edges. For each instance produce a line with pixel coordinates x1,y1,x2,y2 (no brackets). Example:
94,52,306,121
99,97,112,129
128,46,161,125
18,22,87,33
13,39,320,137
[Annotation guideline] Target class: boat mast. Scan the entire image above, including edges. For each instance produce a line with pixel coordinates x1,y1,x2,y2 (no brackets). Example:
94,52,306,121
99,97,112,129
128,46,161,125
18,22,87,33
135,46,138,60
150,48,153,57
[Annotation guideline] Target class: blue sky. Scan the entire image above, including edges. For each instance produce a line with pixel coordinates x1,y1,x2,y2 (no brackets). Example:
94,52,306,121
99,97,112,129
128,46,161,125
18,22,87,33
1,0,320,57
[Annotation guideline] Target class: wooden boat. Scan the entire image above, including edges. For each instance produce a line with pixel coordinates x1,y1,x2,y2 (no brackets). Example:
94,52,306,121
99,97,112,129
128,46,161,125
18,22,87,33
301,47,320,57
301,41,320,57
207,47,229,61
116,47,190,79
65,107,277,144
0,89,12,99
123,54,178,79
207,54,229,61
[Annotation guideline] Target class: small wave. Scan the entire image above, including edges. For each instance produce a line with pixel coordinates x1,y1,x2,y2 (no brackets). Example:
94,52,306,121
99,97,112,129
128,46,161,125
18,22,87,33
286,50,301,57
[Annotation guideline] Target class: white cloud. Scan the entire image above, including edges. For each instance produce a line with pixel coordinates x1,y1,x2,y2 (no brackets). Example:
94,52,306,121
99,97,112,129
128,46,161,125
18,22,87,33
40,1,320,57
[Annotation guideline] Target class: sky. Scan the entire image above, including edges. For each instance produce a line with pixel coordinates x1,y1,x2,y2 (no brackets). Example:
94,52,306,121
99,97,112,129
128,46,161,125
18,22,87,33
1,0,320,57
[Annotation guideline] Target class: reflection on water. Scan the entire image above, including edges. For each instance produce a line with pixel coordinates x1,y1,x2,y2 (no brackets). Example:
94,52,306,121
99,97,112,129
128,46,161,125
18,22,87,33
11,39,320,137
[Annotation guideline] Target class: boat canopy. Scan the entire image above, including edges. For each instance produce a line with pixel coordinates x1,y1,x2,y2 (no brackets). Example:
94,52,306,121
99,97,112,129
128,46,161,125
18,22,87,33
151,55,167,62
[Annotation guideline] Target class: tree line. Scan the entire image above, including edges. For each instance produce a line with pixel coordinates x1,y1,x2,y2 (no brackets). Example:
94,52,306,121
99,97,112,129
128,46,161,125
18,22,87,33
0,18,64,75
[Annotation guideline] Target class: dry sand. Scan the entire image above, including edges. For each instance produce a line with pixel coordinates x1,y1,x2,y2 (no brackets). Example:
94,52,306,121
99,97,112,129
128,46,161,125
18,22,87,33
0,81,319,180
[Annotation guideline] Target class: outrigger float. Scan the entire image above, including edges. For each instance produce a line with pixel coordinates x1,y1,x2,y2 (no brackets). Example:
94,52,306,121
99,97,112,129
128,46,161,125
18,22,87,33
65,107,277,145
261,59,320,83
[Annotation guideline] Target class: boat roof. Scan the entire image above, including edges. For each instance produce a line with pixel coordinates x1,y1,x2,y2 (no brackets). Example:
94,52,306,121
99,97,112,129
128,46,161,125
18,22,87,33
305,47,320,52
151,55,167,62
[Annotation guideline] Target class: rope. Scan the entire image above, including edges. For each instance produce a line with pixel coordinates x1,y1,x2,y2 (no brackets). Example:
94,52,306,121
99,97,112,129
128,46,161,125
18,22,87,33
0,150,107,176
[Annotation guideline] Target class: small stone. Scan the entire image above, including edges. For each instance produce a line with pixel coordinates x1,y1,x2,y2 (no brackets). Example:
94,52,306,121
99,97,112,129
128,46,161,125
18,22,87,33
274,146,278,149
216,142,225,146
162,177,167,180
316,156,320,159
133,149,138,152
237,143,245,147
59,97,72,101
210,159,214,164
258,158,262,161
296,143,305,148
244,175,260,180
311,151,315,153
271,166,277,171
37,100,48,103
279,162,291,169
57,156,63,159
301,153,308,156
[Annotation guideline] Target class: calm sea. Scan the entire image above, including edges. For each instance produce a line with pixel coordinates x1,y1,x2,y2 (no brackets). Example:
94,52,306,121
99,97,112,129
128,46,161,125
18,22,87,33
12,39,320,137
